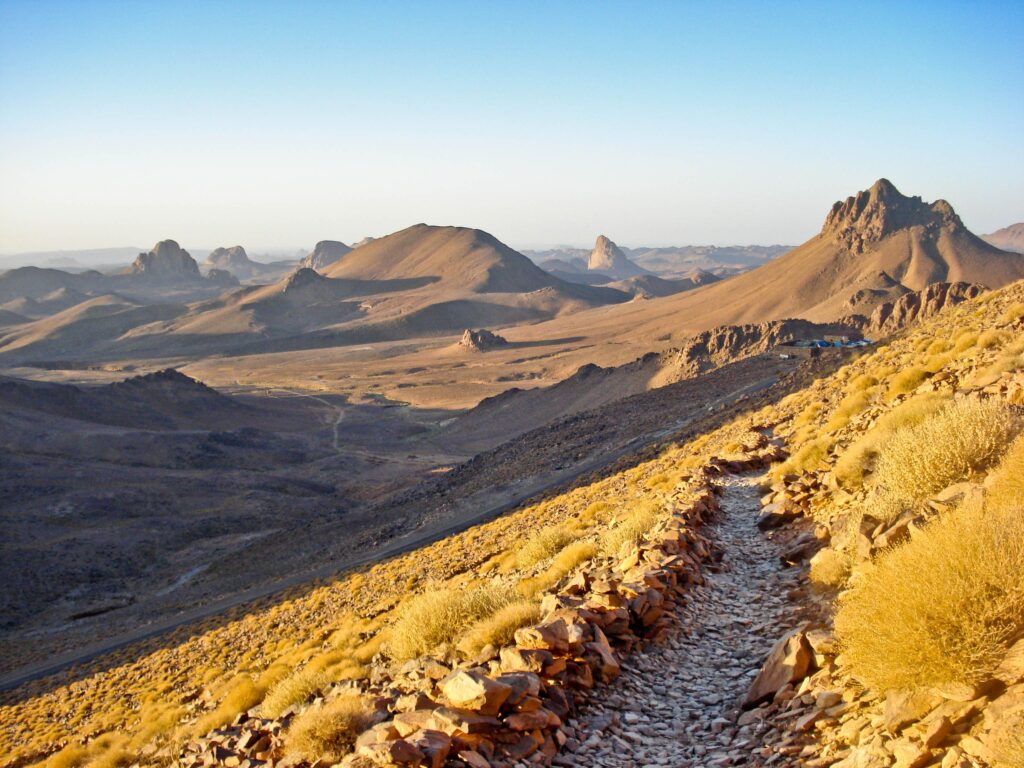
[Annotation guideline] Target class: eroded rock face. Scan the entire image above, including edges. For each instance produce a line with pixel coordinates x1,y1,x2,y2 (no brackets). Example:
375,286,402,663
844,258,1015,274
588,235,647,277
823,179,964,255
206,246,252,271
865,282,984,336
300,240,353,272
130,240,200,279
459,329,509,352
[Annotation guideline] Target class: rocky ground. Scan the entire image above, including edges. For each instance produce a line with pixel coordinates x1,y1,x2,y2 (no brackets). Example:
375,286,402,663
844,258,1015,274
561,475,806,768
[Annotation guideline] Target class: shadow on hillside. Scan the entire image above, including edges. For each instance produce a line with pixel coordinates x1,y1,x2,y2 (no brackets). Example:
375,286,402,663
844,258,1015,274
0,351,855,706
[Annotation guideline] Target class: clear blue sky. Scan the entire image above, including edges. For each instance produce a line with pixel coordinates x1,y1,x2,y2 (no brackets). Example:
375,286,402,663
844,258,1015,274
1,0,1021,253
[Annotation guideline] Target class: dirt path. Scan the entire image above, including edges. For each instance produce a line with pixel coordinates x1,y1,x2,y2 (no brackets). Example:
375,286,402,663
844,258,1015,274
560,475,804,768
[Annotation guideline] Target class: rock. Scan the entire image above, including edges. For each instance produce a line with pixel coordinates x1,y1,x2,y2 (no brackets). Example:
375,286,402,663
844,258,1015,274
884,689,943,733
583,626,621,682
756,502,800,531
357,738,424,764
129,240,201,280
427,707,502,736
921,715,952,748
439,671,512,716
994,638,1024,684
889,739,933,768
300,240,352,271
742,629,814,708
514,619,570,653
459,329,509,352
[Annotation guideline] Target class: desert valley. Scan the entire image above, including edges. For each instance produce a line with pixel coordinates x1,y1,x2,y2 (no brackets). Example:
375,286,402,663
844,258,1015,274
2,3,1024,768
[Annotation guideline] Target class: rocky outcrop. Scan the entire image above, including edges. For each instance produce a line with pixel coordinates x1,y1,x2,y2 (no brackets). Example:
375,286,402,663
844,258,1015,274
588,236,647,278
206,246,254,277
300,240,353,272
822,179,965,255
206,268,240,287
129,240,201,280
861,282,985,336
459,329,509,352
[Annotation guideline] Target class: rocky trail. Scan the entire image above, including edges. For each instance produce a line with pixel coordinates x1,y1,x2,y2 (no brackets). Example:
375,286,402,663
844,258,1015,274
561,474,805,768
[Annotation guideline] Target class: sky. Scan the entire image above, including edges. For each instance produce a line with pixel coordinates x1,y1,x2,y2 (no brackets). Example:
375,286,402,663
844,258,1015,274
1,0,1022,254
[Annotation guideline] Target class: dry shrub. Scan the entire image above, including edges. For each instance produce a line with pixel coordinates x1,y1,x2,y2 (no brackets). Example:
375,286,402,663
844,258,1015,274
387,583,514,661
885,366,930,401
835,501,1024,692
578,501,613,525
553,541,598,571
988,434,1024,513
457,600,542,656
285,693,375,762
262,668,330,718
833,392,952,489
926,339,952,355
600,501,660,555
515,526,575,569
825,391,871,432
847,373,878,392
872,397,1018,521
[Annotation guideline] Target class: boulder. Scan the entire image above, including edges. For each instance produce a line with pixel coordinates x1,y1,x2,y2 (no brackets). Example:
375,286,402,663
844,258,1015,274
439,671,512,716
742,629,814,708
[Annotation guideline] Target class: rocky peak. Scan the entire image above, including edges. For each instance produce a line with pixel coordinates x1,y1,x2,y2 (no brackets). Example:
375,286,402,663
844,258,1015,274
282,267,325,293
588,235,647,277
206,246,251,270
300,240,353,272
822,179,964,254
458,328,509,352
130,240,200,279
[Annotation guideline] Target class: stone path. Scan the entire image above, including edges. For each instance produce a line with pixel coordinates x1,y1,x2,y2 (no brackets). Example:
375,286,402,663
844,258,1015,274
557,474,804,767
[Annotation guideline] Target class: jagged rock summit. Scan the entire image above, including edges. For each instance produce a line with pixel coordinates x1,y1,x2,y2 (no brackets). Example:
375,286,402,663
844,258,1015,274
823,178,963,255
458,328,509,352
129,240,200,280
588,235,648,278
300,240,353,272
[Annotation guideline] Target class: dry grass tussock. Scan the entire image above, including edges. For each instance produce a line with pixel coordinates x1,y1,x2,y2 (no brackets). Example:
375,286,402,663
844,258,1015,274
989,709,1024,768
386,583,515,661
600,500,661,555
261,668,330,719
457,600,542,656
835,499,1024,692
987,434,1024,513
871,397,1018,521
284,693,375,762
515,526,575,569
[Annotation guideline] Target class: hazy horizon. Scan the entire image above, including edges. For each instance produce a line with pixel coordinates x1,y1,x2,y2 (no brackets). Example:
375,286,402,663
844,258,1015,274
2,1,1022,253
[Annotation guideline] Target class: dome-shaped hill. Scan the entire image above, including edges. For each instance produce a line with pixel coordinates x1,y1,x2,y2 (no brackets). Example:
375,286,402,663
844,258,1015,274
321,224,567,294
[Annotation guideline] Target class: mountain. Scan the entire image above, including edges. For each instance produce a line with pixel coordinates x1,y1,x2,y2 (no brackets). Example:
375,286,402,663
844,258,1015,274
0,225,629,363
587,235,648,278
206,245,254,275
299,240,353,272
606,271,719,298
128,240,201,280
983,222,1024,253
625,244,790,278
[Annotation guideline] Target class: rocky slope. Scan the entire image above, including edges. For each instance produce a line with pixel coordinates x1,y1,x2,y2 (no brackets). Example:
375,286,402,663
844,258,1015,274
300,240,354,272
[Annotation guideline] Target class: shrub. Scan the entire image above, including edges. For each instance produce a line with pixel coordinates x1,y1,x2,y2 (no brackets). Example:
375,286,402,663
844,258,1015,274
285,693,375,762
515,527,575,569
578,501,613,525
835,501,1024,692
825,391,871,432
387,584,515,661
600,502,660,555
45,745,87,768
978,329,1008,349
885,366,929,401
871,397,1018,520
847,373,879,392
262,668,330,718
770,437,831,481
457,600,542,656
987,434,1024,513
954,331,979,352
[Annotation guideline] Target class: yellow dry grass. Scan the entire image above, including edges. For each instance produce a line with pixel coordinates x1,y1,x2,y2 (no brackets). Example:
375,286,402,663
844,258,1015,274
515,526,576,569
386,583,515,661
600,501,661,555
457,600,543,656
261,668,331,719
284,693,375,763
871,397,1018,521
835,501,1024,692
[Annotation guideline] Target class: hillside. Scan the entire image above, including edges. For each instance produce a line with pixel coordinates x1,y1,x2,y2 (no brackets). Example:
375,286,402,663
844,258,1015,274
0,226,628,364
5,279,1023,768
984,222,1024,253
